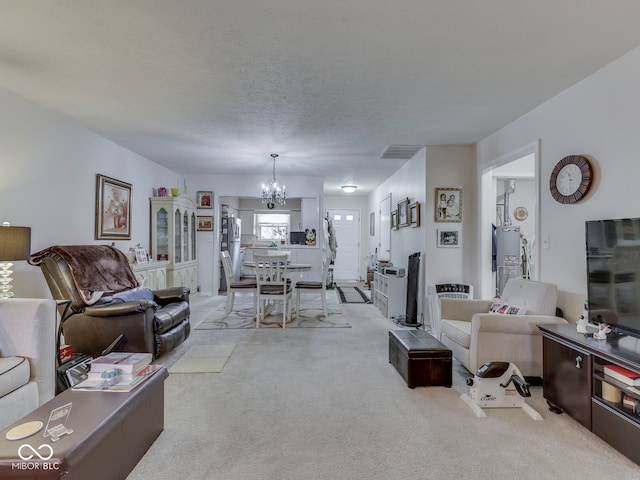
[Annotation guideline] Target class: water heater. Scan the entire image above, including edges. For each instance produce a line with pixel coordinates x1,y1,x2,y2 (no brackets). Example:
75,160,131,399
496,225,521,296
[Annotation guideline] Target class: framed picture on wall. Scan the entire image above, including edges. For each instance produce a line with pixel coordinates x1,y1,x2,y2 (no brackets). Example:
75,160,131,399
95,174,132,240
397,198,410,227
390,210,399,230
435,187,462,223
197,216,214,231
370,212,375,236
437,229,460,248
409,201,420,227
196,191,213,209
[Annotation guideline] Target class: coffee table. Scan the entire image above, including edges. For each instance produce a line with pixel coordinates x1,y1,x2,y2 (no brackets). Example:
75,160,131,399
0,366,168,479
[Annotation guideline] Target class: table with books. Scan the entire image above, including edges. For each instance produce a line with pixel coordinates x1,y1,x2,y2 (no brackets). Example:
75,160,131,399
0,352,167,480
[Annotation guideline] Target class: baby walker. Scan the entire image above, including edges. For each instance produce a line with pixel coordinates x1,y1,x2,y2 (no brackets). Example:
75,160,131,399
461,361,543,420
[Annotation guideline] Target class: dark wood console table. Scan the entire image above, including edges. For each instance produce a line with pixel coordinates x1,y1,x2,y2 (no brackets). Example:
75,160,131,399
539,324,640,465
0,366,168,479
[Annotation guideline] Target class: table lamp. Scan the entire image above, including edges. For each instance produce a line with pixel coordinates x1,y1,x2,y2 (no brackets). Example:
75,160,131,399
0,223,31,298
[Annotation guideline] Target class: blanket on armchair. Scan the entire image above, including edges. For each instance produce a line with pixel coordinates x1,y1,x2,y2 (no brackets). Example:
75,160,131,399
30,245,139,304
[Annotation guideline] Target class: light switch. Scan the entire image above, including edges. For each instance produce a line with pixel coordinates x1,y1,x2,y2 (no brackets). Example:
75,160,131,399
542,235,550,250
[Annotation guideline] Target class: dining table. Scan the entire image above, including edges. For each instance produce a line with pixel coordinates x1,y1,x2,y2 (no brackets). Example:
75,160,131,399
242,261,312,277
242,261,312,321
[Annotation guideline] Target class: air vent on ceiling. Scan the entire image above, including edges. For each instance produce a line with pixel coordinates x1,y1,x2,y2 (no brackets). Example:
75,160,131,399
380,145,425,160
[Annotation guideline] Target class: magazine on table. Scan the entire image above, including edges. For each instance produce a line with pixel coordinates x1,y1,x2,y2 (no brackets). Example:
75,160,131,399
89,352,153,374
72,364,163,392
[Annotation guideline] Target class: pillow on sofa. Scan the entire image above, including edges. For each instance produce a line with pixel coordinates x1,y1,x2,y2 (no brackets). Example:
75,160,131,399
110,287,154,303
489,299,527,315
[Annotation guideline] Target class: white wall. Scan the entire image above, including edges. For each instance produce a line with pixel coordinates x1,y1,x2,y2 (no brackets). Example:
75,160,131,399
364,146,475,327
0,85,326,300
0,87,179,297
477,45,640,321
424,145,477,289
368,151,427,323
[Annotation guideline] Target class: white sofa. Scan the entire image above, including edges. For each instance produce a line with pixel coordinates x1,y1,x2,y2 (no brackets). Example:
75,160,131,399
438,278,568,378
0,299,57,430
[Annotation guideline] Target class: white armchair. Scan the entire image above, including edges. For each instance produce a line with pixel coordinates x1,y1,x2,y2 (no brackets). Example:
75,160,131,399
0,299,57,430
438,278,568,378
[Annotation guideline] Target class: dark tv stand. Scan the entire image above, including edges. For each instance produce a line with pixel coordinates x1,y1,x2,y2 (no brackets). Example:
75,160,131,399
539,323,640,465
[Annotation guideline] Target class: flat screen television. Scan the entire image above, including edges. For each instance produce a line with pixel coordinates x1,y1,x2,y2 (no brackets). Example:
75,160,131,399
586,217,640,337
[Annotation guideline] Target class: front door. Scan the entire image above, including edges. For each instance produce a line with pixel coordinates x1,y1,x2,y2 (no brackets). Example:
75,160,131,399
328,209,360,281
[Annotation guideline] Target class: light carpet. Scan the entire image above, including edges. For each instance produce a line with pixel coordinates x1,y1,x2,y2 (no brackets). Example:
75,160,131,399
168,344,235,373
126,294,639,480
195,293,351,329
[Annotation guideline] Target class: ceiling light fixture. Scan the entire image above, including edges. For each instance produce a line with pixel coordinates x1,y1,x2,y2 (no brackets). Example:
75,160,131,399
261,153,286,209
341,185,357,193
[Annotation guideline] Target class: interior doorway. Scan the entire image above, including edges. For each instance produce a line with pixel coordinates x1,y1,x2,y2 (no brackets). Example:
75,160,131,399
479,142,540,299
328,209,361,281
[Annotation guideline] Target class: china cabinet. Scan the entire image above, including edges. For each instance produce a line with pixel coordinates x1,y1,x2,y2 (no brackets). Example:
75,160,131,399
150,195,198,293
131,260,169,290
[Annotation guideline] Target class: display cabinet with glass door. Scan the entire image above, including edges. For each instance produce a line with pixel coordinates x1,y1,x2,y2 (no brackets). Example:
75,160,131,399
150,195,198,292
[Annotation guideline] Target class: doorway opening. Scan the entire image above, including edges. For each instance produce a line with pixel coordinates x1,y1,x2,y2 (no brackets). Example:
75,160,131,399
327,208,361,281
479,142,540,299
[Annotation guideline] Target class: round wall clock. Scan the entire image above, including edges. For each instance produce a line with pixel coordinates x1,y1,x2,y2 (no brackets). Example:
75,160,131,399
549,155,593,204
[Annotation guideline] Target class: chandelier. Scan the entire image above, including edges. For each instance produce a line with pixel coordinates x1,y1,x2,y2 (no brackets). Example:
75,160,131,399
261,153,286,209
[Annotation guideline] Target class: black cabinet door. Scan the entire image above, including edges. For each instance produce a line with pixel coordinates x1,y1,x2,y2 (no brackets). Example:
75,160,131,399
543,336,592,428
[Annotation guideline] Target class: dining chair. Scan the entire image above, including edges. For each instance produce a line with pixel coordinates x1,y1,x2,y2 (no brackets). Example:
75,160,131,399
295,256,330,319
254,254,293,328
220,251,257,318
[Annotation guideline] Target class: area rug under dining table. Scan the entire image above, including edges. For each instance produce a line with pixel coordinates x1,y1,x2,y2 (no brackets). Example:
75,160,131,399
195,294,351,329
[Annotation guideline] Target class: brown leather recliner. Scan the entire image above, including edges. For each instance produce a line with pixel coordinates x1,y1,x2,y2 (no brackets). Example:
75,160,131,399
29,245,190,359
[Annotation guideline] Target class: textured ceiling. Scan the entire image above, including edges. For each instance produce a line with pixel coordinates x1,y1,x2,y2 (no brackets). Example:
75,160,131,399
2,1,640,195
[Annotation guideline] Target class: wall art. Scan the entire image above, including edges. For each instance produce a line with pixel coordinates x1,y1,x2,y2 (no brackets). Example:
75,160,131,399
437,229,460,248
197,216,214,231
409,201,421,227
397,198,410,227
390,210,399,230
196,191,213,209
95,174,132,240
435,187,462,223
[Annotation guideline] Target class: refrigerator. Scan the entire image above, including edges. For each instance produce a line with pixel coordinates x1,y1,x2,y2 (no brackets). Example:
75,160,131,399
220,216,242,291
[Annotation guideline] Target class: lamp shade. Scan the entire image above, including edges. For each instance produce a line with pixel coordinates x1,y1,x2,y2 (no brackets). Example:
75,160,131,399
0,226,31,261
341,185,357,193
